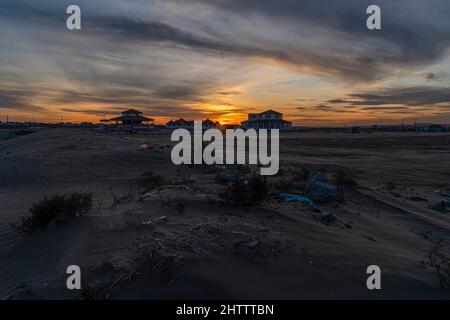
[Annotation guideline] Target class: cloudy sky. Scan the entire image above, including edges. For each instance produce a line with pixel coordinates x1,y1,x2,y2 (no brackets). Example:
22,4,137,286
0,0,449,125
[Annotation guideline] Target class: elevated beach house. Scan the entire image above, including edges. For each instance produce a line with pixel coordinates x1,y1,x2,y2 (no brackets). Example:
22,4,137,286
110,109,154,126
241,109,292,129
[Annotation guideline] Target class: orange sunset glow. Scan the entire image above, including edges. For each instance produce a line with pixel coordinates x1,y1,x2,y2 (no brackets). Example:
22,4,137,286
0,1,449,126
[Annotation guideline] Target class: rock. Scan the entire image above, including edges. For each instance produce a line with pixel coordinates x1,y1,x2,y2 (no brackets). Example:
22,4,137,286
306,181,344,203
156,216,168,222
290,170,345,204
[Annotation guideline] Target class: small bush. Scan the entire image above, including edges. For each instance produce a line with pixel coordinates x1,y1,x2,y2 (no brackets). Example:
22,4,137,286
139,171,164,187
220,174,268,207
14,193,92,234
424,240,450,290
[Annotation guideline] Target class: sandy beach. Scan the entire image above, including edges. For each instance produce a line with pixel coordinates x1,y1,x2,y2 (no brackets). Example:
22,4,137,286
0,128,449,299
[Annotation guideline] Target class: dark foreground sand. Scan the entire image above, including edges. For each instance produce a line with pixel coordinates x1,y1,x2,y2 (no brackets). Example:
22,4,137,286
0,128,449,299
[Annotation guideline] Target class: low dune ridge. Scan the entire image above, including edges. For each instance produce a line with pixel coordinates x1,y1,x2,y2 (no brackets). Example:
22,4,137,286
0,128,450,299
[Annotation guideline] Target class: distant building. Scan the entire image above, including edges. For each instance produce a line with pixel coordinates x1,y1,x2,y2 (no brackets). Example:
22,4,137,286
417,124,445,133
110,109,154,126
165,118,219,129
241,109,292,129
166,118,194,129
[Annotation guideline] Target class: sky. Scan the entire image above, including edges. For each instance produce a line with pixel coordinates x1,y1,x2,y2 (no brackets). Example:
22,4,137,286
0,0,449,126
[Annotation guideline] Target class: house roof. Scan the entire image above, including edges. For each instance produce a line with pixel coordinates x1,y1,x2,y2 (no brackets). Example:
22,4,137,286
166,118,193,126
110,115,154,122
243,119,291,124
122,109,142,115
260,109,282,115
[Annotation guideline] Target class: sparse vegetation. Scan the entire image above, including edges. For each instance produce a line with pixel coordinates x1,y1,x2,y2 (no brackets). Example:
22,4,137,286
424,240,450,290
13,193,92,234
219,174,268,206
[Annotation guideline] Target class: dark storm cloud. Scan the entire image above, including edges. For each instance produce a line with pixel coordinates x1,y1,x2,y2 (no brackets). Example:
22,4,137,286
328,87,450,107
0,88,43,111
1,0,449,83
310,104,358,113
361,106,409,111
193,0,450,70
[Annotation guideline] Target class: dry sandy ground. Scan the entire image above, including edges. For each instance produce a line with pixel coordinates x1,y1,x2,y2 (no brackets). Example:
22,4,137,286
0,128,449,299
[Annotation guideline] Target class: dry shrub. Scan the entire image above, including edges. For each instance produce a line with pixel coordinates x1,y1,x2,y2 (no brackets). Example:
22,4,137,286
13,193,92,234
220,174,268,206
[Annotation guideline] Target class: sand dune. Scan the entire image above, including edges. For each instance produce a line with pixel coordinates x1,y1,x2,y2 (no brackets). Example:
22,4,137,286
0,128,449,299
